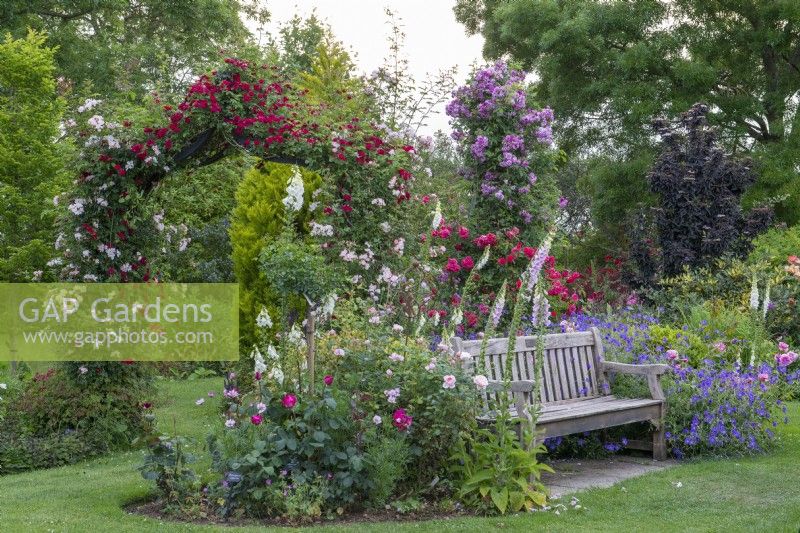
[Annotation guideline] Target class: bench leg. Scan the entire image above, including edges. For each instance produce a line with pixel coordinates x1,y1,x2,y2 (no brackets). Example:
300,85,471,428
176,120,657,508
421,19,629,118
652,423,666,461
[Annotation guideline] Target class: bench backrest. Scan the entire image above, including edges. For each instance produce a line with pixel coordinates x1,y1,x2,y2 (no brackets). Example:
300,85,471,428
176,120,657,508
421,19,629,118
452,327,609,405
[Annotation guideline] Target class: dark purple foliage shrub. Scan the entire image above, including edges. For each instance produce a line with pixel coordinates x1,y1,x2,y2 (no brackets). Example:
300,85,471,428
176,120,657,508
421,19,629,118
639,103,773,278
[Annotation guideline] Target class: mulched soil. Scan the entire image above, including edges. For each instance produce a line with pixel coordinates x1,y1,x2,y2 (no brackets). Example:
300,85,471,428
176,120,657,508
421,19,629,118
127,498,479,528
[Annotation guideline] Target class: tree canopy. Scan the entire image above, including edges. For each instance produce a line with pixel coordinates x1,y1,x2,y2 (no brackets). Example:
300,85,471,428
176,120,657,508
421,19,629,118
0,0,268,99
455,0,800,227
0,30,67,281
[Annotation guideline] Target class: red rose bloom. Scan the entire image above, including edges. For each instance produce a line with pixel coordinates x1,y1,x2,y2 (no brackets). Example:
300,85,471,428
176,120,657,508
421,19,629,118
445,258,461,273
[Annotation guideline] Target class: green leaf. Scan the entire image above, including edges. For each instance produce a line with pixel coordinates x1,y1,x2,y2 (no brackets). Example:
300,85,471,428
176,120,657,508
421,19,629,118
464,469,494,486
490,487,508,514
539,463,556,474
509,491,526,512
526,488,547,507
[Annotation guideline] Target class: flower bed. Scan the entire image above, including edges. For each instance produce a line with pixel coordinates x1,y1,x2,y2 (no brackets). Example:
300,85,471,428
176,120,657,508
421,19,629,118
543,313,799,459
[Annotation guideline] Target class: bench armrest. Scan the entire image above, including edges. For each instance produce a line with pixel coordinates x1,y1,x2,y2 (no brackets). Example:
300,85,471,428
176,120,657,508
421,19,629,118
484,380,535,426
601,361,670,376
601,362,669,401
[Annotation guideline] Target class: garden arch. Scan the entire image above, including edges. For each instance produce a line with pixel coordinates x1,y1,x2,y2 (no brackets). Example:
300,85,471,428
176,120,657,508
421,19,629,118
58,58,419,283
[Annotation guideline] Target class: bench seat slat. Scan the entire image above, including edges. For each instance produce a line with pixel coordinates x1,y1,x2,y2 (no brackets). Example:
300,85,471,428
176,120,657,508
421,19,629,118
563,347,578,398
539,396,662,423
542,349,559,401
578,345,597,397
477,396,662,425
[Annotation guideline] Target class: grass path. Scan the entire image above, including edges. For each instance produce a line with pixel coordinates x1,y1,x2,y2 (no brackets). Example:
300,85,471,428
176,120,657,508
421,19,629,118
0,377,798,532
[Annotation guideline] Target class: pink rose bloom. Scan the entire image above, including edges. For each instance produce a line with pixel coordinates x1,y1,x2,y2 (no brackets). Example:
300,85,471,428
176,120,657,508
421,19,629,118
461,256,475,270
389,352,405,363
323,375,334,386
778,342,789,353
458,226,470,239
758,373,770,383
281,393,297,409
392,408,413,431
459,351,473,361
251,414,263,425
442,375,457,389
473,375,489,390
714,342,727,352
666,349,679,361
333,348,345,356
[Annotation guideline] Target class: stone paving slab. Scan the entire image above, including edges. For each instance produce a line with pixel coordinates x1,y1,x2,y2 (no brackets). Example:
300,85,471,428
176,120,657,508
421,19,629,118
542,456,678,499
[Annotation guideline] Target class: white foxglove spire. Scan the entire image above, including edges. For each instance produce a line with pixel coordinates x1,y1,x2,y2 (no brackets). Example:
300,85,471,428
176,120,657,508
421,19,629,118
475,245,491,270
282,166,305,212
431,199,443,229
256,307,272,328
749,275,759,310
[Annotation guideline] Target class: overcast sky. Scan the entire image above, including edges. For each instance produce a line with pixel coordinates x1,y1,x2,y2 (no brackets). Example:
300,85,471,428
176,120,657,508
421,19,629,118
252,1,486,133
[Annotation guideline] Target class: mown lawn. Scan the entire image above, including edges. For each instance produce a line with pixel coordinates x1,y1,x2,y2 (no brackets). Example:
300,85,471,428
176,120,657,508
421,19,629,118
1,377,798,532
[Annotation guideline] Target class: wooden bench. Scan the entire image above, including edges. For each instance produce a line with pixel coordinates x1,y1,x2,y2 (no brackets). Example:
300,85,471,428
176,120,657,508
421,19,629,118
452,327,669,460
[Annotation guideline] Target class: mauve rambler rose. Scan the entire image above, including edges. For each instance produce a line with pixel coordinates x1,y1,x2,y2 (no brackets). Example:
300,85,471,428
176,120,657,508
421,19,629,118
473,375,489,390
